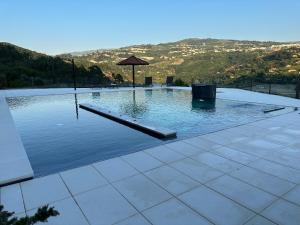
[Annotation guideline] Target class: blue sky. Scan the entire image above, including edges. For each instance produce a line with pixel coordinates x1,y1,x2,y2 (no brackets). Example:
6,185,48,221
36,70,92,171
1,0,299,55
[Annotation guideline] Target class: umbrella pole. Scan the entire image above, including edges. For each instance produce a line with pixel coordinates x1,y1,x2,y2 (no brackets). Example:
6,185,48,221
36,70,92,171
132,65,135,88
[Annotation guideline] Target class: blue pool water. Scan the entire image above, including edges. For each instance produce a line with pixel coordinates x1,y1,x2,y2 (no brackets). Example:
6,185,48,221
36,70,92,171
7,89,293,176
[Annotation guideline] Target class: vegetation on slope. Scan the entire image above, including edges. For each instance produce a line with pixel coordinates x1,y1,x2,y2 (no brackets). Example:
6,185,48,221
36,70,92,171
0,43,111,88
1,38,300,89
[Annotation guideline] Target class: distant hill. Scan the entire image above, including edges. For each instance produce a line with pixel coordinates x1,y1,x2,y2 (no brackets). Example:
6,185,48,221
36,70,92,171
0,42,110,88
1,38,300,89
62,38,300,84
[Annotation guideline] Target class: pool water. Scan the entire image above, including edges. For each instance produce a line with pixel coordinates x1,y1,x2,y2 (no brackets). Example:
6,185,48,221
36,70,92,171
7,89,293,176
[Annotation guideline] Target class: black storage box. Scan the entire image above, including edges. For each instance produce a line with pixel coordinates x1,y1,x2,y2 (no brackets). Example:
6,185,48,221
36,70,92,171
192,84,216,100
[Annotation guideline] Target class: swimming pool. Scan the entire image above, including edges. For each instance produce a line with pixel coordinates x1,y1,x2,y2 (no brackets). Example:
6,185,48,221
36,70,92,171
7,88,294,176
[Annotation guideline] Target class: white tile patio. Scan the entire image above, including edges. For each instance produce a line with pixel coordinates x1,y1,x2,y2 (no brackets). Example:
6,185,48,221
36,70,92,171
145,165,199,195
0,183,24,214
121,151,163,172
144,145,186,163
60,165,108,195
211,146,259,165
283,185,300,206
164,140,206,156
191,152,243,173
74,185,137,225
114,214,151,225
93,157,139,182
262,199,300,225
21,174,70,211
248,159,300,183
143,198,212,225
207,175,276,212
183,136,222,151
28,198,89,225
1,87,300,225
179,186,255,225
230,166,295,196
244,215,276,225
170,158,224,183
113,174,172,211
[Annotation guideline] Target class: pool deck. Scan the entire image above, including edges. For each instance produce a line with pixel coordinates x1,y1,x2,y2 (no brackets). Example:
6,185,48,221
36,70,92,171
1,87,300,225
0,96,33,186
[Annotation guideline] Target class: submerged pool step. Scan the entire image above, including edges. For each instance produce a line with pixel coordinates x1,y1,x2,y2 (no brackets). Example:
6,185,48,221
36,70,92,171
264,107,285,113
79,104,177,139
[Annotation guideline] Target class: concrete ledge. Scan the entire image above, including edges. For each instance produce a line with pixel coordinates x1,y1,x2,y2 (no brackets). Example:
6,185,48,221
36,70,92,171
0,97,33,186
79,103,176,139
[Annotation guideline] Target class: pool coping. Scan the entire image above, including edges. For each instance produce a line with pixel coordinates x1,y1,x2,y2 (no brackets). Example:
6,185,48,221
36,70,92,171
0,96,33,187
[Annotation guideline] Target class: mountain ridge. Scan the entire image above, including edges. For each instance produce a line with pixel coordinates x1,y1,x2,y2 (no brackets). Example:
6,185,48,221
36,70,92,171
60,38,299,56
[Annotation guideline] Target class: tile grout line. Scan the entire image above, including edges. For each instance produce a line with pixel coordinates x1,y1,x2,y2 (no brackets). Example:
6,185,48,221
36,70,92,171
91,164,155,225
58,173,92,225
18,183,27,216
163,158,282,224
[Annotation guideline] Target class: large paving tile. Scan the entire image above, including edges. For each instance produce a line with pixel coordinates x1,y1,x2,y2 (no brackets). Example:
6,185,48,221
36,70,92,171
249,159,300,183
277,145,300,159
207,175,276,212
230,166,295,196
262,150,300,170
192,152,243,173
0,184,25,214
229,139,283,157
122,151,163,172
179,186,254,225
244,215,276,225
93,157,138,182
145,165,199,195
201,133,233,145
115,214,151,225
143,198,212,225
28,198,89,225
113,174,171,211
164,141,206,156
60,165,108,195
75,185,137,225
264,133,299,146
212,129,249,143
21,174,70,210
262,199,300,225
183,136,221,151
171,158,223,183
144,145,185,163
283,185,300,206
212,146,258,164
283,127,300,135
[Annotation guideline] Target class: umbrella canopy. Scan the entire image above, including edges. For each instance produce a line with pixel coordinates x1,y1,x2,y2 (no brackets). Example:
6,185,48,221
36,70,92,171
117,56,149,87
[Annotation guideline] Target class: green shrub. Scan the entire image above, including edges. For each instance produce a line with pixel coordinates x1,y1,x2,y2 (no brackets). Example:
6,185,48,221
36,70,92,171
174,78,189,86
0,204,59,225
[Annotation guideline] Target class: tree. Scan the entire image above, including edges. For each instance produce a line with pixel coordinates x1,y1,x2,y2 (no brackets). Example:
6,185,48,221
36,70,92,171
0,204,59,225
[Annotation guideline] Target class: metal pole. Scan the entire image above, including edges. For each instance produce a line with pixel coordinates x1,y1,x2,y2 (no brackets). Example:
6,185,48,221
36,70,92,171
268,82,271,94
72,59,77,91
296,78,300,99
132,65,135,88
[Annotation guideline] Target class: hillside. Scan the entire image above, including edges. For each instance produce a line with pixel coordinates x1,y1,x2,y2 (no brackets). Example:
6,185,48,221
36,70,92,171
63,38,300,84
1,38,300,89
0,43,110,88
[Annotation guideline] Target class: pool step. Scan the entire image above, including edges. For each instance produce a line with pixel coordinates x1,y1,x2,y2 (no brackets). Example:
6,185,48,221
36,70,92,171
264,107,285,113
79,104,177,139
